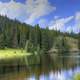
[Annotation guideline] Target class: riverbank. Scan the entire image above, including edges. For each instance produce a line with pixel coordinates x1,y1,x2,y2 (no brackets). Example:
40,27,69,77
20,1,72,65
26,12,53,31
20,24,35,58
0,49,31,60
0,49,31,74
0,49,41,74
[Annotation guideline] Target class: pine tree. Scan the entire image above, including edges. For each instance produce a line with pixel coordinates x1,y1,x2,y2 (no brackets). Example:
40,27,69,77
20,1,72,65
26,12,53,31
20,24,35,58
34,24,41,48
12,22,18,48
41,27,50,52
78,32,80,50
0,34,5,49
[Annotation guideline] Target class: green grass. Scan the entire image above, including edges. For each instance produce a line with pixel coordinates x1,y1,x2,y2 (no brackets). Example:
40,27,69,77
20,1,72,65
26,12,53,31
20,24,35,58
0,49,31,60
73,73,80,80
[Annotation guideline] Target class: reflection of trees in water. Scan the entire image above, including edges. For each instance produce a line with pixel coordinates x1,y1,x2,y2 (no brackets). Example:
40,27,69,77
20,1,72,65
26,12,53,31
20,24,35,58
22,53,80,71
0,52,80,75
48,52,80,70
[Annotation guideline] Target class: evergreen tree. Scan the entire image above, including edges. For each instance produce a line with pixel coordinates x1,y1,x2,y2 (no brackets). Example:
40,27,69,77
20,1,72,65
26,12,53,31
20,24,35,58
78,32,80,50
41,27,50,52
33,24,41,48
0,15,79,54
0,34,5,49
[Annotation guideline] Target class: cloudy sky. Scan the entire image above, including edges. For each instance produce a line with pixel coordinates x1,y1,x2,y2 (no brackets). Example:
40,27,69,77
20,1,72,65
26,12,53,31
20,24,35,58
0,0,80,33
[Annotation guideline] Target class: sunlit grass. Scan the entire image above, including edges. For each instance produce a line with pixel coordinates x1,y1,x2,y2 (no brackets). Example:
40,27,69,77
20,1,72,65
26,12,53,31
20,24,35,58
74,73,80,80
0,49,31,60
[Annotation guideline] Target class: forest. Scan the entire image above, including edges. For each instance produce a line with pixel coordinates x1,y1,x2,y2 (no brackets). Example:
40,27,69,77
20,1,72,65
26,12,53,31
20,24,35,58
0,15,80,54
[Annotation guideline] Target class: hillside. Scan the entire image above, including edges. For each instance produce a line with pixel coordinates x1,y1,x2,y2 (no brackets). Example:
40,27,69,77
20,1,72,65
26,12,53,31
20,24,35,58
0,15,79,54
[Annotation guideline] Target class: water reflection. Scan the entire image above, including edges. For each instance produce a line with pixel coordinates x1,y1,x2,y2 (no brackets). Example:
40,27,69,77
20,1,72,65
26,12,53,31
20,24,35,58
26,67,80,80
0,52,80,80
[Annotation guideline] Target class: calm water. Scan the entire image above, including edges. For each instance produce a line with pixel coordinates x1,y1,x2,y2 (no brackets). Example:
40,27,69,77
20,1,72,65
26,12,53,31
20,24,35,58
0,52,80,80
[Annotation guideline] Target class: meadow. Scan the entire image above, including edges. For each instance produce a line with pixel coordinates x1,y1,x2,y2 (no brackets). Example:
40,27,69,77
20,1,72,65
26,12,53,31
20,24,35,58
0,49,31,60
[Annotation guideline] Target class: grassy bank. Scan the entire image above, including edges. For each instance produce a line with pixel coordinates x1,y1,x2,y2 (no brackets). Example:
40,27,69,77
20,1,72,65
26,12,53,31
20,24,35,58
0,49,31,60
0,49,40,66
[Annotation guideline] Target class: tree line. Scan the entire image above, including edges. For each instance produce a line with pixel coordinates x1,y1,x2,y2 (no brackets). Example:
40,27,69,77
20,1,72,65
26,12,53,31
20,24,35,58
0,15,80,53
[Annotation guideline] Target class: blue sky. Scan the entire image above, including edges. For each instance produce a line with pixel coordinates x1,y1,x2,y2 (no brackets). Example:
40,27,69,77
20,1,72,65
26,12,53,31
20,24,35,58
0,0,80,33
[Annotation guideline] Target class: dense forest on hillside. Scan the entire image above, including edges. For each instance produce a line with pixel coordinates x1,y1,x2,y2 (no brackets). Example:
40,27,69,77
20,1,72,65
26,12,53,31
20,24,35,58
0,15,80,53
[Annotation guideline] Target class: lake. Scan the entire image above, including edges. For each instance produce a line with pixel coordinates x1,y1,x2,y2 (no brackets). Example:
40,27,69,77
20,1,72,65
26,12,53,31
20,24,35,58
0,52,80,80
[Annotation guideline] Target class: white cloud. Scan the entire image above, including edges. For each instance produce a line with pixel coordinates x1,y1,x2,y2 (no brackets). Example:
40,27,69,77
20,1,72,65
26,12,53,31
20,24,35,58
39,19,47,24
75,12,80,21
75,12,80,29
49,16,74,30
67,11,80,33
25,0,56,24
54,16,59,19
66,12,80,33
66,26,73,33
68,11,80,33
49,12,80,33
67,25,80,34
38,19,48,27
0,0,56,24
0,0,26,20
